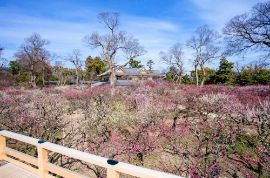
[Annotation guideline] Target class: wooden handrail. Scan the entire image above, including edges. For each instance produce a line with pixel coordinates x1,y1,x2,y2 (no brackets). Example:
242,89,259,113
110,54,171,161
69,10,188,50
0,130,182,178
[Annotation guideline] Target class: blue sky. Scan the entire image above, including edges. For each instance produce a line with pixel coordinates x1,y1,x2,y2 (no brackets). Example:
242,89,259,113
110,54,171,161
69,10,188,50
0,0,268,72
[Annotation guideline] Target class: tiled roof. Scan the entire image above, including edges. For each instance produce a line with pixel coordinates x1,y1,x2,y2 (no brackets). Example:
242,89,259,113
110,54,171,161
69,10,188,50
149,70,161,74
97,70,111,76
123,68,143,75
98,67,161,76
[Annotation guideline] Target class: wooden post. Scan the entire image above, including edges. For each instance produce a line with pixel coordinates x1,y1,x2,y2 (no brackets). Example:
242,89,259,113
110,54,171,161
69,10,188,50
38,146,48,178
107,168,119,178
0,135,6,160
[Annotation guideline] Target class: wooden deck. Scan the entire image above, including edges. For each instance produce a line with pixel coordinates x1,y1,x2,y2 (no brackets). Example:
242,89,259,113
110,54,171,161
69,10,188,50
0,162,38,178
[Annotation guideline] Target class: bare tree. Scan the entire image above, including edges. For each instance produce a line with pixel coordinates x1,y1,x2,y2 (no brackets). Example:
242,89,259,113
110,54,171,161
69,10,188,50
159,43,184,83
169,66,181,82
223,2,270,59
234,61,247,75
14,33,51,87
122,38,147,60
186,25,221,87
53,61,67,86
0,46,10,86
0,46,3,61
0,46,7,73
65,50,83,85
83,12,146,85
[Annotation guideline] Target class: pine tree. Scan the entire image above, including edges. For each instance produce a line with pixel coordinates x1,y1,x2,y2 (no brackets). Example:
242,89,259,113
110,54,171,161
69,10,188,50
216,57,234,85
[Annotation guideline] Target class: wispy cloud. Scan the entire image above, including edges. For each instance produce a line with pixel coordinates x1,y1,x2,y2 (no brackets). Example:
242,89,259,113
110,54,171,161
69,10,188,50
189,0,269,30
0,11,96,63
1,8,183,69
0,0,266,71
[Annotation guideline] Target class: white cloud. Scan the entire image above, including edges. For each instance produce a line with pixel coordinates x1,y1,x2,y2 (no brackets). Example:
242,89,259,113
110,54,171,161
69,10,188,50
189,0,270,30
1,8,182,69
0,11,100,66
1,0,266,72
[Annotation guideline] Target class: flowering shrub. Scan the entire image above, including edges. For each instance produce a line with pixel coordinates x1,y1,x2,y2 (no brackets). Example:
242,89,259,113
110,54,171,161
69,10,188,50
0,87,80,171
1,84,269,177
125,85,154,111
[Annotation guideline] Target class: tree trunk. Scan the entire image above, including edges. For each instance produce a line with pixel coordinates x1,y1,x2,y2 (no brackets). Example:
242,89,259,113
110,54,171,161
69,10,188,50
110,69,116,85
75,67,79,86
109,59,116,85
195,65,199,87
30,64,36,87
200,66,206,87
179,72,182,84
30,74,36,88
42,68,45,86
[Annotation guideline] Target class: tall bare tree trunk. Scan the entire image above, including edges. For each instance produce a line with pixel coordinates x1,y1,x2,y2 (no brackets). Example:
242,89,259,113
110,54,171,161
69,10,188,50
30,64,36,87
110,69,116,85
108,59,116,85
75,67,79,86
42,68,45,86
200,66,206,87
195,65,199,87
179,72,182,84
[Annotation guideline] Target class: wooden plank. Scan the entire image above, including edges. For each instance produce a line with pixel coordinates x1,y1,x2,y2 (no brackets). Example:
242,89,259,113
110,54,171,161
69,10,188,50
38,146,48,178
4,147,38,166
4,156,39,175
0,162,38,178
0,163,15,175
47,163,88,178
0,135,6,160
10,170,25,177
107,168,120,178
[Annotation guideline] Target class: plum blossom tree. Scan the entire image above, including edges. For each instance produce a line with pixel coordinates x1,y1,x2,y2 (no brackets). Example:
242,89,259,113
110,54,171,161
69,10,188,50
0,87,81,171
1,83,269,177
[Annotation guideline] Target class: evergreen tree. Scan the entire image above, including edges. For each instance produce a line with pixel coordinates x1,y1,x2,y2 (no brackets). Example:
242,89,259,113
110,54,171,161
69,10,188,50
253,67,270,84
205,70,217,84
235,65,270,85
215,57,234,85
129,59,143,68
9,60,20,75
182,74,192,84
236,67,253,86
85,56,108,81
165,73,174,82
147,60,154,72
190,67,215,85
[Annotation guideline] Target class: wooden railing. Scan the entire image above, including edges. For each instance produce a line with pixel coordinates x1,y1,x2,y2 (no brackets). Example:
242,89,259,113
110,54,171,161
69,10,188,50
0,130,182,178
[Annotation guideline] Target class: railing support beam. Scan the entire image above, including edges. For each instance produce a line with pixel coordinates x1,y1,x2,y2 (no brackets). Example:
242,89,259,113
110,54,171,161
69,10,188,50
0,135,6,160
38,146,48,178
107,168,120,178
